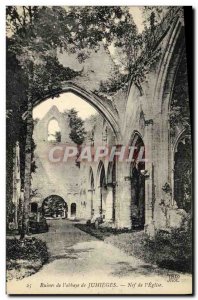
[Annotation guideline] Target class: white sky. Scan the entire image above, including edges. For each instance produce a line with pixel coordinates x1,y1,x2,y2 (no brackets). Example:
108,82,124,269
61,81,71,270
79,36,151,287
129,7,144,33
33,92,97,120
48,119,60,134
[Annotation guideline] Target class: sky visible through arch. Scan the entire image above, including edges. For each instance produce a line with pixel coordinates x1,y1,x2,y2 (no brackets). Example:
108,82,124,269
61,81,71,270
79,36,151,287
33,93,98,121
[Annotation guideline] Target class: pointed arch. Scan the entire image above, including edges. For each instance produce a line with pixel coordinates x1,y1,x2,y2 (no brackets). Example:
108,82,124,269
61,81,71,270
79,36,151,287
31,82,121,142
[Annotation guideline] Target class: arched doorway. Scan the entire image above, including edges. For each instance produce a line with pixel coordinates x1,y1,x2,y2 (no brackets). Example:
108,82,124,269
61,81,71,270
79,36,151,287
130,134,145,229
32,83,121,143
173,135,192,212
97,161,107,219
168,48,192,213
71,203,77,218
106,160,116,222
42,195,67,219
89,167,95,217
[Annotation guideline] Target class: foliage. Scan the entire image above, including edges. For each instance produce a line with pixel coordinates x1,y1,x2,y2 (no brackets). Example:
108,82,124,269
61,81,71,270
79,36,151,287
7,237,49,264
67,108,87,145
141,6,171,29
144,214,192,273
100,7,182,94
54,131,61,143
169,52,191,134
99,7,171,94
42,195,66,217
6,6,142,210
75,223,132,241
6,6,143,101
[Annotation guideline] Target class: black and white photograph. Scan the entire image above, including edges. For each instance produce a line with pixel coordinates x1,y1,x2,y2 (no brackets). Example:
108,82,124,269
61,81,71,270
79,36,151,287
5,5,193,295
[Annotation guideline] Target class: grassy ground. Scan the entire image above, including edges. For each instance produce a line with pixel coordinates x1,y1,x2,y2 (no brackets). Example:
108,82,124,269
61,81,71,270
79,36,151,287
76,223,192,273
74,224,153,262
6,237,49,281
74,224,155,263
105,231,156,264
74,223,133,240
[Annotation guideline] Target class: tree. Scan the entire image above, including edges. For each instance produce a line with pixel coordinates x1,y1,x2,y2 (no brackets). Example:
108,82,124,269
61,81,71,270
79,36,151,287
99,7,181,95
42,196,66,218
6,6,141,237
54,131,61,143
67,109,86,145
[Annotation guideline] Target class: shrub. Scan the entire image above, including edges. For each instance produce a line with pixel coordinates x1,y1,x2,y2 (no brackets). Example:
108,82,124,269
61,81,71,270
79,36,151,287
7,237,49,264
145,213,192,273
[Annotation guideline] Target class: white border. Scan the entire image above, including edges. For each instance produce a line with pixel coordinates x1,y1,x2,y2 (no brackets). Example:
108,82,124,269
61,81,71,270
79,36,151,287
1,2,197,299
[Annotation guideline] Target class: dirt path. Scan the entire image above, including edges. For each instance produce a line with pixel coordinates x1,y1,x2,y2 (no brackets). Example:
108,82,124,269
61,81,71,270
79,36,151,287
7,219,192,295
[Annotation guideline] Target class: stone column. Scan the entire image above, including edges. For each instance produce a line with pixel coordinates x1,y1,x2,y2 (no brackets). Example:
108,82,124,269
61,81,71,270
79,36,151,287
105,187,113,222
12,141,21,229
115,160,132,229
94,186,101,216
144,120,155,235
87,189,95,218
67,203,71,219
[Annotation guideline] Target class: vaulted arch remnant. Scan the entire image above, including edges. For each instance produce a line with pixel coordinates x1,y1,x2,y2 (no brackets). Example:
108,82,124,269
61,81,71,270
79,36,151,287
32,82,121,142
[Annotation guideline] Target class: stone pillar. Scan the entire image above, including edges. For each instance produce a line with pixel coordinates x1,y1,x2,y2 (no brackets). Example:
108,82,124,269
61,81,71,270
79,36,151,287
12,141,21,229
115,160,131,229
67,204,71,219
144,121,155,235
105,188,113,222
87,189,95,218
144,162,155,236
94,186,101,216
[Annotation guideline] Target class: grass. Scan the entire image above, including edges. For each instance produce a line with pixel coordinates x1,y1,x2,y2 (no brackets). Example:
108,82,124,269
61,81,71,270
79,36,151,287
6,237,49,281
75,223,134,240
76,216,192,274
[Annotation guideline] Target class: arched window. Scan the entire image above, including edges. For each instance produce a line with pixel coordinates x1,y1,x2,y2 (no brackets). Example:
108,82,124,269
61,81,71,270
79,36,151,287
174,135,192,212
47,119,61,142
96,161,107,218
130,133,145,229
30,202,38,213
71,203,77,217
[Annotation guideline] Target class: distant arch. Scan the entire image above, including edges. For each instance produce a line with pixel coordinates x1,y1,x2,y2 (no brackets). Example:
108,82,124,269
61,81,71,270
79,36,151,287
106,160,116,221
42,195,67,219
96,161,107,218
130,133,145,229
89,167,94,189
71,203,77,217
172,131,192,212
89,167,95,217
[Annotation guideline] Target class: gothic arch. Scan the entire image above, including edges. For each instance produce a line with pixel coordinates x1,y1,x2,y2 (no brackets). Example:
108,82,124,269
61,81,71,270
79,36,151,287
89,167,94,189
154,18,185,115
96,161,106,186
96,161,107,218
130,132,145,229
129,130,144,148
42,195,67,218
88,167,95,217
171,130,192,211
32,82,121,142
106,160,116,221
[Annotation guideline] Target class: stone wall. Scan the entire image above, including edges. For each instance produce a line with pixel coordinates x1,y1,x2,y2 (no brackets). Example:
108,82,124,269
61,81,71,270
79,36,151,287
78,9,191,233
32,106,81,219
